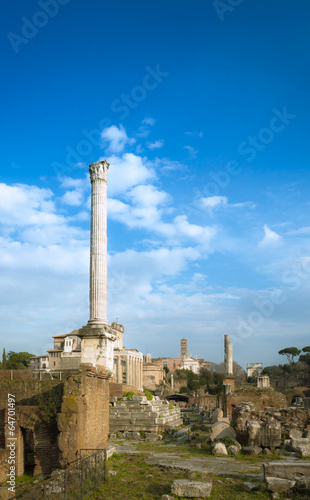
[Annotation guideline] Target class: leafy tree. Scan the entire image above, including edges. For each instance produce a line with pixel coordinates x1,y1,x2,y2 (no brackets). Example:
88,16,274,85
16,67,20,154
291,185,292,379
278,347,301,366
6,351,34,369
299,346,310,366
179,386,191,394
163,366,169,375
262,365,284,378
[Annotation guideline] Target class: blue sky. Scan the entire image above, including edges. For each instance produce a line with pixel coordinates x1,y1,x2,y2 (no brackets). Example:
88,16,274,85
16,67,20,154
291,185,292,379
1,0,310,369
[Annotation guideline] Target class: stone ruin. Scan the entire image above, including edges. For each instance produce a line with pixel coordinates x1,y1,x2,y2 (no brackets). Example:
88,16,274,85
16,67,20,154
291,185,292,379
109,395,183,435
232,402,310,456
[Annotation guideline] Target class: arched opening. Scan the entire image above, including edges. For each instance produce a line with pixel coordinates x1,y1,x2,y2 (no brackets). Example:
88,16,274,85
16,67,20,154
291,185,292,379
22,428,35,476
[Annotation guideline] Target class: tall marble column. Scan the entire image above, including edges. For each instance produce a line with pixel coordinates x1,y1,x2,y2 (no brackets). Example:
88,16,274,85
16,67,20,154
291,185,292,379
78,160,116,373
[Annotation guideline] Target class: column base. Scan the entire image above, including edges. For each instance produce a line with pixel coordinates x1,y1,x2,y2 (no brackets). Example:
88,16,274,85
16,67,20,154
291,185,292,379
78,322,116,374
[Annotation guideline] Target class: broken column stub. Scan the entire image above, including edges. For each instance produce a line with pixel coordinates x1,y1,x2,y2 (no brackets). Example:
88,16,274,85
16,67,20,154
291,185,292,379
223,334,235,395
78,160,116,373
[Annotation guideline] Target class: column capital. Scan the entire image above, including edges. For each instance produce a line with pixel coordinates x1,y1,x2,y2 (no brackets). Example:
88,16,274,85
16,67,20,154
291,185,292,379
89,160,110,182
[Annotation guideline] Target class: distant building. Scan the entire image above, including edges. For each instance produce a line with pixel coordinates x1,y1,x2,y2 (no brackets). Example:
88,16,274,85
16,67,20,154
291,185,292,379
247,362,263,378
112,322,143,390
47,330,81,370
180,338,187,359
160,357,183,374
142,352,164,390
182,354,199,374
29,355,49,370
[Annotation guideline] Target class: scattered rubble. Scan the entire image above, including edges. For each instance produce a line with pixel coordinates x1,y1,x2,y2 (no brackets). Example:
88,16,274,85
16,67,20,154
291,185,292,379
171,479,212,498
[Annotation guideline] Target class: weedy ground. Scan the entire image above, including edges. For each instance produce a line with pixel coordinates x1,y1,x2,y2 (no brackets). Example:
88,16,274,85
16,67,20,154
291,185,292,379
89,434,309,500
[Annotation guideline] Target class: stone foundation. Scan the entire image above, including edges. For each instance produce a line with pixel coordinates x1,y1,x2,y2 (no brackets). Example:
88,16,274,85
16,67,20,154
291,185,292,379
226,387,287,417
0,366,110,480
109,396,183,434
109,383,144,398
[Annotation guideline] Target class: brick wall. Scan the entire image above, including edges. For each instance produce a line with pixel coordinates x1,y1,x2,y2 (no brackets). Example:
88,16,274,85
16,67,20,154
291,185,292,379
109,383,144,397
226,387,287,418
0,370,33,382
0,379,63,479
57,366,110,466
0,367,111,477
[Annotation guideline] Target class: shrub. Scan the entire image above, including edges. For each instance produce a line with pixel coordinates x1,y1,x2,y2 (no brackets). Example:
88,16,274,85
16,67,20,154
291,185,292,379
145,391,153,401
169,404,174,409
213,436,237,448
179,386,191,394
123,391,137,399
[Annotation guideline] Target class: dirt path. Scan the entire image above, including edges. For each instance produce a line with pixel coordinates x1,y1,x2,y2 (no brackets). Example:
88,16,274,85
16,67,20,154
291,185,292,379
110,439,267,480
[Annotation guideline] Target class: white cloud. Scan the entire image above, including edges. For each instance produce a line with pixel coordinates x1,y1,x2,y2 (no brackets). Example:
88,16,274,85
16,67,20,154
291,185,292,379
105,153,156,196
259,225,283,248
61,190,83,206
0,183,57,229
184,145,198,158
142,117,155,126
199,196,255,212
127,184,170,206
150,157,184,173
199,196,228,210
184,131,204,138
101,125,135,153
146,140,164,150
286,226,310,236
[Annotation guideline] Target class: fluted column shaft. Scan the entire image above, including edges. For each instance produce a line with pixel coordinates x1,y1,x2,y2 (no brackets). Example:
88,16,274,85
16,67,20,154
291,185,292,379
88,160,109,325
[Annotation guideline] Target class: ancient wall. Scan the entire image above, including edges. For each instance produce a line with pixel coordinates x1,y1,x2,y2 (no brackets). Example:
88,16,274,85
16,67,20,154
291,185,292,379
189,395,219,411
57,366,110,466
0,366,111,478
109,383,144,397
173,378,187,391
143,364,164,390
225,387,287,417
0,370,33,382
0,379,63,478
0,449,10,483
232,403,310,433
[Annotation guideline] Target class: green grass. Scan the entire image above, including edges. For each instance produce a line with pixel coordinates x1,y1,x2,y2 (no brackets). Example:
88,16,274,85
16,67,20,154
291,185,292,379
88,452,272,500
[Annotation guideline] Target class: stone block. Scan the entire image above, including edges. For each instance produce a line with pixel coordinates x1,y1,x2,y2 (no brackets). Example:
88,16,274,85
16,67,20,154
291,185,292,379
171,479,212,498
211,408,223,423
212,443,227,456
175,429,187,438
131,432,141,440
242,446,262,455
263,461,310,480
162,496,175,500
295,476,310,492
146,433,162,441
265,477,295,493
210,422,236,442
227,445,239,455
291,438,310,457
260,420,281,448
247,420,261,446
289,428,303,439
243,482,258,492
262,448,272,455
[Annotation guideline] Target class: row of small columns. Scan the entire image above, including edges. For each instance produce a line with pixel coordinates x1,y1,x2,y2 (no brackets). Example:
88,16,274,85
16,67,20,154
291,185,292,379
116,352,143,390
